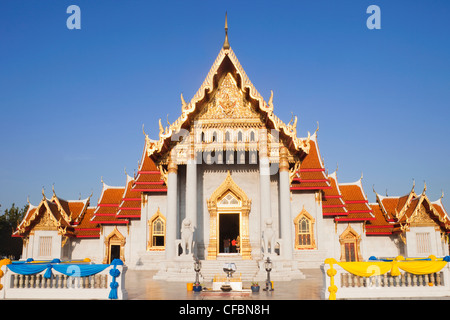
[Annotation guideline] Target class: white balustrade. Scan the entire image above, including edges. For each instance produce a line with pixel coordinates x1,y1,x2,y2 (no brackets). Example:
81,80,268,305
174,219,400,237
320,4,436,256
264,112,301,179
322,263,450,299
0,264,127,300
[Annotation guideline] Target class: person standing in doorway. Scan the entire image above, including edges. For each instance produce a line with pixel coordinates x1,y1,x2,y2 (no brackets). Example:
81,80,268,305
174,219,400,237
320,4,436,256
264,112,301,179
224,238,230,253
231,238,236,253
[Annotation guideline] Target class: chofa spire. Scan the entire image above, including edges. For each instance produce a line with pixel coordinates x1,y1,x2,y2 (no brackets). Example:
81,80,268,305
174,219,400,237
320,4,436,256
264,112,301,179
223,12,230,49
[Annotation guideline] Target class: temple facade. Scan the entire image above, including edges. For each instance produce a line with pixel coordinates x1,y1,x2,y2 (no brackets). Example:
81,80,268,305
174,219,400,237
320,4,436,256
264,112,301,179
12,21,450,281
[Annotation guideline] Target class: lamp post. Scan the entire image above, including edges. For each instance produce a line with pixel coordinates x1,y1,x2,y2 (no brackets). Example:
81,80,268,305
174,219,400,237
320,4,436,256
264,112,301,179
194,258,201,284
263,257,274,291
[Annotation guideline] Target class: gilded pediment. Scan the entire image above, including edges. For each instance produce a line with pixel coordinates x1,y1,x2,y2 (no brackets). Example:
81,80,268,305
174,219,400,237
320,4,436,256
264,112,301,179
196,73,261,122
34,210,58,231
409,205,437,227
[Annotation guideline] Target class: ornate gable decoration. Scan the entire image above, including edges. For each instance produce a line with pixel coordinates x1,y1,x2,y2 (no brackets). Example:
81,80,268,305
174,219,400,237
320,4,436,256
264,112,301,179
207,171,251,211
197,73,260,121
34,207,58,231
145,46,311,158
408,204,437,227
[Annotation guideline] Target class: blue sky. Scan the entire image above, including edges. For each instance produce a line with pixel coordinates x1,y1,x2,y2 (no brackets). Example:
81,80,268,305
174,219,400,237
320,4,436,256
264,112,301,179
0,0,449,211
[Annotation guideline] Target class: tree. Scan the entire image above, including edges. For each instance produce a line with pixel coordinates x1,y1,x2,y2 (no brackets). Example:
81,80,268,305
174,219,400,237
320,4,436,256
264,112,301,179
0,203,28,259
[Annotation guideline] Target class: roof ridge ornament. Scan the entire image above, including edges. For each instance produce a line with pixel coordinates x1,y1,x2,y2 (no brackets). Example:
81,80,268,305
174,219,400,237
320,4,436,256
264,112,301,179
268,90,274,111
181,93,187,110
223,12,230,50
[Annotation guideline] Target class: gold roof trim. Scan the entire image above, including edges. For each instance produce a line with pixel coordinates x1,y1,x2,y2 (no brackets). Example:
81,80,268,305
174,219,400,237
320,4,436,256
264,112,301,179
146,46,310,158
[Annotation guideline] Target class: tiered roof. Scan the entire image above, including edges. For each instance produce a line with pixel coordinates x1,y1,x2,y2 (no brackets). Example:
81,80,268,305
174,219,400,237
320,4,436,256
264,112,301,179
132,145,167,193
322,172,347,216
366,183,450,235
116,174,142,219
12,190,99,239
336,178,374,222
90,181,127,225
144,44,311,161
73,207,100,238
366,203,395,235
290,133,330,191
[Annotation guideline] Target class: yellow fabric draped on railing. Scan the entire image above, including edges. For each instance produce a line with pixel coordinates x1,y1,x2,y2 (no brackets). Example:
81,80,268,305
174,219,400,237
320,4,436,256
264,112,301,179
335,255,448,277
337,261,393,277
324,256,449,300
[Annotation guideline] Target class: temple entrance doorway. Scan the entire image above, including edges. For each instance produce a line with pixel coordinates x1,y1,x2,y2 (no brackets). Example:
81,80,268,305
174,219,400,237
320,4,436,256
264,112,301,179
110,245,121,263
207,172,252,260
103,227,126,264
219,213,240,254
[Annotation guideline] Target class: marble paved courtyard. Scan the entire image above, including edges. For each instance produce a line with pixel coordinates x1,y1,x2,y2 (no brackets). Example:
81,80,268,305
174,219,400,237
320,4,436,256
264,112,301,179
125,268,324,300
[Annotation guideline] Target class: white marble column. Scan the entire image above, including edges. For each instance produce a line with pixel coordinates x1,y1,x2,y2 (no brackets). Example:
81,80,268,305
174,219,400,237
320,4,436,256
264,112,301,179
279,146,293,259
259,128,272,249
185,135,197,230
165,151,178,260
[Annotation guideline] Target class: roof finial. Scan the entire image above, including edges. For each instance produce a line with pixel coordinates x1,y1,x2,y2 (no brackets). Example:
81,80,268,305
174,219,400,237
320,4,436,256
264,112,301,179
223,12,230,49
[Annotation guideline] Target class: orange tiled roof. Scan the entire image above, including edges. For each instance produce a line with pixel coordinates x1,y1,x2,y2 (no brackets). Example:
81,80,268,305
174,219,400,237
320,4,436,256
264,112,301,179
51,195,91,224
91,182,128,225
365,203,395,235
13,204,39,236
335,179,374,222
13,196,80,237
132,145,167,192
369,185,450,234
322,172,347,216
73,207,100,238
432,198,449,221
291,134,330,191
117,175,142,219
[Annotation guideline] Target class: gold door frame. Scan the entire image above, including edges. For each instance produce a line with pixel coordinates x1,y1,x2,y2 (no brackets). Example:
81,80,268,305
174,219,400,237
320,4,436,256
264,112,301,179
103,227,126,264
339,225,362,262
206,171,252,260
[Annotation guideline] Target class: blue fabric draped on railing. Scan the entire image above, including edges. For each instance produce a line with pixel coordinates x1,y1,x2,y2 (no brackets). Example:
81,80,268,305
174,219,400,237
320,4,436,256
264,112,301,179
7,264,49,277
53,264,110,277
6,258,124,299
7,261,115,279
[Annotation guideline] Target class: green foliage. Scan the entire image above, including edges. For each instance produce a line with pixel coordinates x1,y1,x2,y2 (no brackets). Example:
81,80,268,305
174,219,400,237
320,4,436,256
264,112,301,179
0,203,28,259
